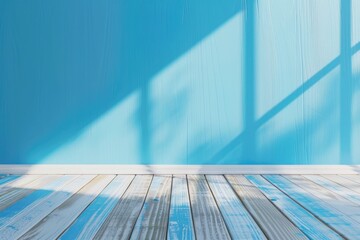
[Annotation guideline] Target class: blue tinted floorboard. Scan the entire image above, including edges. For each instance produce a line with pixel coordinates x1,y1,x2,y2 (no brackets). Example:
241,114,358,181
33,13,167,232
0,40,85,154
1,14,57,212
264,175,360,239
59,175,134,240
0,175,20,186
0,174,359,239
0,175,76,229
167,175,195,240
245,175,342,240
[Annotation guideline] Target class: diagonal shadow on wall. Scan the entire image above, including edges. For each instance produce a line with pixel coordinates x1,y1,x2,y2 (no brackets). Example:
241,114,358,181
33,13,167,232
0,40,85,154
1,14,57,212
0,0,244,164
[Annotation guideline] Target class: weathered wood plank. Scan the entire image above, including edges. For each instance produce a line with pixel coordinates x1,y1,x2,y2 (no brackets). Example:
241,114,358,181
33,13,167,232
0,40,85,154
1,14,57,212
304,175,360,205
322,175,360,194
0,175,20,186
130,175,172,239
245,175,342,240
19,175,115,240
0,175,95,240
207,175,266,239
265,175,360,239
0,175,59,211
94,175,153,240
285,175,360,223
167,175,195,240
341,174,360,184
0,175,77,229
0,175,42,197
226,175,308,240
59,175,134,240
187,175,231,240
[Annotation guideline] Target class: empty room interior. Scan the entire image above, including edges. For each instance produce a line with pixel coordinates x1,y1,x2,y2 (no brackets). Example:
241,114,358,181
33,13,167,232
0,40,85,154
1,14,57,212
1,0,360,239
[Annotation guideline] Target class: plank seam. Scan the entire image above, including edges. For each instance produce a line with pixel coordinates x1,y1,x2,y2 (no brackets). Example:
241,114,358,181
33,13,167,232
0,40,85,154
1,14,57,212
252,175,311,238
204,175,232,239
92,174,136,236
263,174,348,239
224,175,270,239
303,175,360,206
186,175,197,240
284,175,360,225
54,175,118,239
128,174,154,239
165,175,174,240
321,175,360,193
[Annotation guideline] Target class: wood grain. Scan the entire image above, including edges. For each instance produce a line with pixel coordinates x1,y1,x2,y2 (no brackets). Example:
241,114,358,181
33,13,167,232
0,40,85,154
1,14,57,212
322,174,360,194
246,175,341,240
0,175,77,229
59,175,134,240
304,175,360,205
130,175,172,239
286,175,360,223
19,175,115,240
167,175,195,240
1,174,360,239
207,175,266,239
187,175,231,240
226,175,308,240
0,175,20,186
94,175,153,240
341,174,360,184
0,175,42,197
0,175,59,211
0,175,95,240
265,175,360,239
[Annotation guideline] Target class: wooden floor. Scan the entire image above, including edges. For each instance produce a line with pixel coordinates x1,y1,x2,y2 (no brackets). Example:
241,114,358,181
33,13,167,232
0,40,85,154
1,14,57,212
1,175,360,239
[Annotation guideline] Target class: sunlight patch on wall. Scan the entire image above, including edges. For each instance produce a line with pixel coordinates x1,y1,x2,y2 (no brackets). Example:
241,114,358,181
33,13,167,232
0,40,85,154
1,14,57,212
35,12,244,164
255,0,340,120
256,67,341,164
303,67,341,164
149,13,244,164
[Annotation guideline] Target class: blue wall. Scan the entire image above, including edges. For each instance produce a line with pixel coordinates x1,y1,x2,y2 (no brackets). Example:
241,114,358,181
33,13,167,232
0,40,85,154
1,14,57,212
1,0,359,165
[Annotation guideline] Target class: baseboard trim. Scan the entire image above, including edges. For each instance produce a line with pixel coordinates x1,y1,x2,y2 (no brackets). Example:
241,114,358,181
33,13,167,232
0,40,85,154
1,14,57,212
0,164,360,174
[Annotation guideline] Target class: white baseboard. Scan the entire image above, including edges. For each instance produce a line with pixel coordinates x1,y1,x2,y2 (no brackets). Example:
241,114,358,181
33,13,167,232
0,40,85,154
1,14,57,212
0,164,360,174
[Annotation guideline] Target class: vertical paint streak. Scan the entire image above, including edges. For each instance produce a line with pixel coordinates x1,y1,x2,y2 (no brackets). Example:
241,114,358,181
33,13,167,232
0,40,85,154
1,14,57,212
243,0,256,162
340,0,352,164
140,82,151,164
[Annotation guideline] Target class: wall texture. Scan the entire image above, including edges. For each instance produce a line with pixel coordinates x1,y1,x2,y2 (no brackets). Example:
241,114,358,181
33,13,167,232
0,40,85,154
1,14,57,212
1,0,359,165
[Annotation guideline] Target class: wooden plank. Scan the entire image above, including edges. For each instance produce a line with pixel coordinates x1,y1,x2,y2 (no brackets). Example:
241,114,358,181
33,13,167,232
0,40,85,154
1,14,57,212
207,175,265,239
265,175,360,239
0,175,42,197
341,174,360,184
245,175,342,240
226,175,308,240
285,175,360,223
0,175,95,240
0,175,20,186
19,175,115,240
130,175,172,239
0,175,59,211
59,175,134,240
0,175,77,229
94,175,153,240
304,175,360,205
187,175,231,240
167,175,195,240
322,175,360,194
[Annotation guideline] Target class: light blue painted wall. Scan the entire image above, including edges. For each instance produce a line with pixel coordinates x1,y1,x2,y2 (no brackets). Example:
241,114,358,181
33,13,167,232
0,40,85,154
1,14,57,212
0,0,359,165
